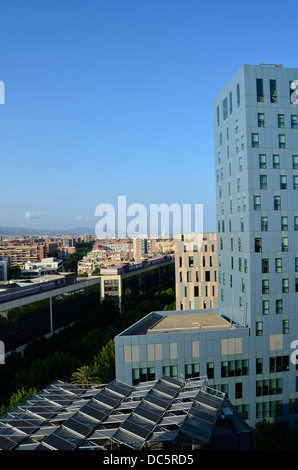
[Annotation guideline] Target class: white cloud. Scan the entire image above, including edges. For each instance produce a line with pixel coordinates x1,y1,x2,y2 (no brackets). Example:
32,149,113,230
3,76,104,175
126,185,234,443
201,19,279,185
74,216,95,221
25,211,47,219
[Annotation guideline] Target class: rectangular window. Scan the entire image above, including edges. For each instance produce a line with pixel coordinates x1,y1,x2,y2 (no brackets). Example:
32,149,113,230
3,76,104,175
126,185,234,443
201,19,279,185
254,195,261,210
270,79,277,103
236,138,239,153
207,362,214,379
223,97,228,120
235,382,242,399
278,114,285,128
259,154,266,169
256,78,264,102
295,216,298,231
262,279,269,294
273,154,280,169
260,174,267,189
262,258,269,273
274,196,281,210
275,258,282,273
237,177,240,192
221,360,249,378
291,115,298,129
270,355,289,373
256,321,263,336
255,238,262,253
281,216,288,231
278,134,286,149
244,258,248,273
163,365,178,378
276,299,283,315
296,278,298,293
189,256,194,267
194,286,199,297
280,175,287,189
295,257,298,272
293,175,298,190
283,320,290,334
185,363,200,379
293,155,298,169
282,237,288,252
229,91,233,115
262,300,269,315
256,358,263,374
252,133,259,148
237,84,240,107
261,216,268,231
282,278,289,293
217,106,220,126
258,113,265,127
243,195,247,211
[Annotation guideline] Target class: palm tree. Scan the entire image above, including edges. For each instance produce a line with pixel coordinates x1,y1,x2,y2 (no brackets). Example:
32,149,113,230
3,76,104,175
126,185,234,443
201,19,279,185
70,365,100,389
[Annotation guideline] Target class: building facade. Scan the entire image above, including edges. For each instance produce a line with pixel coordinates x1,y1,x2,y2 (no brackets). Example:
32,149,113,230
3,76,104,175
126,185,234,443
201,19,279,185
115,65,298,428
214,64,298,425
175,232,218,310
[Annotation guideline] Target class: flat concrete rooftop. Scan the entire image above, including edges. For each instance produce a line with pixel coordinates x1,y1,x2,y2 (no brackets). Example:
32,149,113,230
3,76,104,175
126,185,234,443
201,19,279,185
147,312,231,334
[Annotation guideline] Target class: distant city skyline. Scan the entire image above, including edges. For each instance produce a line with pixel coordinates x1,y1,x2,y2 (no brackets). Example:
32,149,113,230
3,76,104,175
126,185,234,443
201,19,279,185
0,0,296,233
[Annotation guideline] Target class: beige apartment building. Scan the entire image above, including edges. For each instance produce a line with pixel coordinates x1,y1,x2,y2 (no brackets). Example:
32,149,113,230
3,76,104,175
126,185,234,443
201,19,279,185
175,232,218,310
0,245,39,267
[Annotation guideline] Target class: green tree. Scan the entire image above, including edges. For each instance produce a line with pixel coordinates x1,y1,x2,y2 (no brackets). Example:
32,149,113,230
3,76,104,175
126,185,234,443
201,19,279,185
92,339,115,383
7,266,21,280
0,387,37,416
92,268,101,275
70,365,100,388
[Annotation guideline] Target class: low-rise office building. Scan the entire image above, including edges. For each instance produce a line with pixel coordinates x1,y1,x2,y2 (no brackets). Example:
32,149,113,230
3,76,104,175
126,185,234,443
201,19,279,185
115,307,297,428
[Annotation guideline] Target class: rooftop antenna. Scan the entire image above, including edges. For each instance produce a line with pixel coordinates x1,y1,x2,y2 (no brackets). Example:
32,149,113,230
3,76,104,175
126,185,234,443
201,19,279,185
259,63,282,67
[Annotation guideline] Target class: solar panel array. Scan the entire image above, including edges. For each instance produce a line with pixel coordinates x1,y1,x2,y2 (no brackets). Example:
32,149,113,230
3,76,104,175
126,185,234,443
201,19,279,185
0,377,225,450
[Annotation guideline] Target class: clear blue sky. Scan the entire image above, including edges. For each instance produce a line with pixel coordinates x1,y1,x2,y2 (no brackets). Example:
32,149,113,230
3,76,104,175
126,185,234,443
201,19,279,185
0,0,296,234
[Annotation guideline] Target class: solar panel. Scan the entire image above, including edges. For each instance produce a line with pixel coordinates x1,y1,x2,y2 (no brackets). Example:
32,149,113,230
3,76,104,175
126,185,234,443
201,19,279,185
79,404,108,422
26,406,56,420
180,420,210,443
94,392,120,408
120,420,150,440
0,435,18,450
43,432,77,450
63,417,94,437
9,419,37,434
160,375,181,387
105,382,132,397
195,392,222,410
56,384,82,395
153,382,177,397
133,405,162,423
144,393,170,409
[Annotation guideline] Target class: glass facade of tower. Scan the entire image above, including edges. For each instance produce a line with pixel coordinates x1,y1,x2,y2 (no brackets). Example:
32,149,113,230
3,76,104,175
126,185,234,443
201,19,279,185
214,64,298,423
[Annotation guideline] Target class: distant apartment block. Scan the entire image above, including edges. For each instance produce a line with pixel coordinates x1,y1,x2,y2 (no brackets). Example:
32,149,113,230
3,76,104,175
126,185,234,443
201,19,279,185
133,236,156,261
175,233,218,310
0,245,39,267
57,246,76,261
